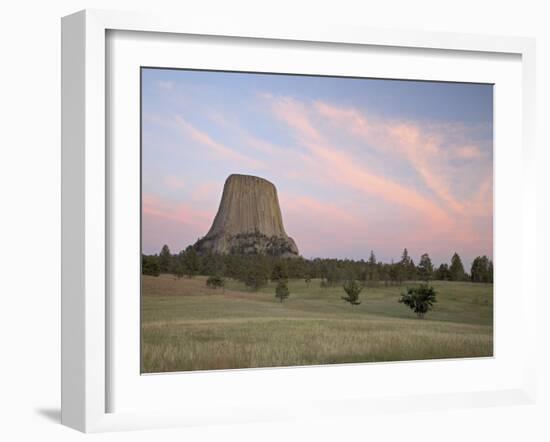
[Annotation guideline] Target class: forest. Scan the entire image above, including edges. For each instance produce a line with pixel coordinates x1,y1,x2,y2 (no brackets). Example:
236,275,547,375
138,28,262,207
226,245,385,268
142,245,494,288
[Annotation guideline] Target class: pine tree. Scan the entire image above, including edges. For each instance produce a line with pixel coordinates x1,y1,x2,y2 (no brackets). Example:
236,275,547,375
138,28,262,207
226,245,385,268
471,255,492,283
174,262,184,279
368,250,377,265
181,246,200,278
408,258,417,281
399,248,411,282
449,252,465,281
159,244,171,273
389,259,399,285
367,250,378,286
436,263,450,280
400,248,410,266
417,253,434,282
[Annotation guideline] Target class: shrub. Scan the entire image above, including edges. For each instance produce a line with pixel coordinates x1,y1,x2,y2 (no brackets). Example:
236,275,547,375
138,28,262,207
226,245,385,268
399,284,437,318
341,279,362,306
206,274,225,289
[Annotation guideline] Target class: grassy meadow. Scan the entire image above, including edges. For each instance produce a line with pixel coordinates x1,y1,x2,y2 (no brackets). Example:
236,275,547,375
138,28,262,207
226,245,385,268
141,275,493,373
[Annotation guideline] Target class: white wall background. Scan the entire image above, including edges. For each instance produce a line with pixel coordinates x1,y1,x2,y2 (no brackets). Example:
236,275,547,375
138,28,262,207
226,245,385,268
0,1,548,441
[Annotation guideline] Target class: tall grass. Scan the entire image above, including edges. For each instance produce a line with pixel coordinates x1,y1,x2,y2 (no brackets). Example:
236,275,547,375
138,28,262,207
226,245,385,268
141,275,493,373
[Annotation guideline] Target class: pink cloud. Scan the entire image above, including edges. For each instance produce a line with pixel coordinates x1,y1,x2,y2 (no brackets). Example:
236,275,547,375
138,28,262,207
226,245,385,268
266,96,453,227
465,174,493,218
454,145,484,159
142,193,213,231
279,192,471,262
310,140,451,223
142,193,215,253
314,101,467,214
279,194,370,258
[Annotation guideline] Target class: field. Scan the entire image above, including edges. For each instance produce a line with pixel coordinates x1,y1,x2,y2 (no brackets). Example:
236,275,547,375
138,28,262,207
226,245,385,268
141,275,493,373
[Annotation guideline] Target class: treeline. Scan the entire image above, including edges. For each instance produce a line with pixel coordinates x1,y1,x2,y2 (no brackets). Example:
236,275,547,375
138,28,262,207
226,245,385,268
142,245,493,287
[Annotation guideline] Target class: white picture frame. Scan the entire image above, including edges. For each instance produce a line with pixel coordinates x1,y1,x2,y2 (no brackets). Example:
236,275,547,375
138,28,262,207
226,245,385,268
61,9,537,433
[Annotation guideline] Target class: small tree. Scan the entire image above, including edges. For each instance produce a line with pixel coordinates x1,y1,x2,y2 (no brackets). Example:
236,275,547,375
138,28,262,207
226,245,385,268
275,280,290,303
206,274,225,290
399,284,437,318
341,279,362,306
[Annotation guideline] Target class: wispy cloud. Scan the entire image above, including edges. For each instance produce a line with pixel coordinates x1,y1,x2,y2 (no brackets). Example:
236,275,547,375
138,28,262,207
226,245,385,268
173,116,266,169
266,96,453,224
312,101,475,214
142,193,215,253
144,113,266,169
142,193,213,229
260,94,492,261
454,145,484,160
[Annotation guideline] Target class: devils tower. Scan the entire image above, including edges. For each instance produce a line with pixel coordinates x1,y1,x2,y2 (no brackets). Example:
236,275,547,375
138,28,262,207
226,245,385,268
194,174,299,257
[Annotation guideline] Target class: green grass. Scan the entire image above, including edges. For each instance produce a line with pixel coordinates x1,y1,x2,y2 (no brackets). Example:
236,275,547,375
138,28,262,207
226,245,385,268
141,275,493,373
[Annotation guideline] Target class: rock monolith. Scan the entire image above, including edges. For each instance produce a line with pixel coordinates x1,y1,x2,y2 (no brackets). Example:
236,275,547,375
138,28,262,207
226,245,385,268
194,174,299,257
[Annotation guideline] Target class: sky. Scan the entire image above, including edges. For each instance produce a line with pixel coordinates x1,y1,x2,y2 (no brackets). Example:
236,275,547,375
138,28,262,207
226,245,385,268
141,68,493,269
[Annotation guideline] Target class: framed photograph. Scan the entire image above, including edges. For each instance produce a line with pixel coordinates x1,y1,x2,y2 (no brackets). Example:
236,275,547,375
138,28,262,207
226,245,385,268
61,9,537,432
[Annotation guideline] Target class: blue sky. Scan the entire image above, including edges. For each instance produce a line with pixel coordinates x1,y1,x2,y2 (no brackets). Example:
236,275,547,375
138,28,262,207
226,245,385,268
141,68,493,268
